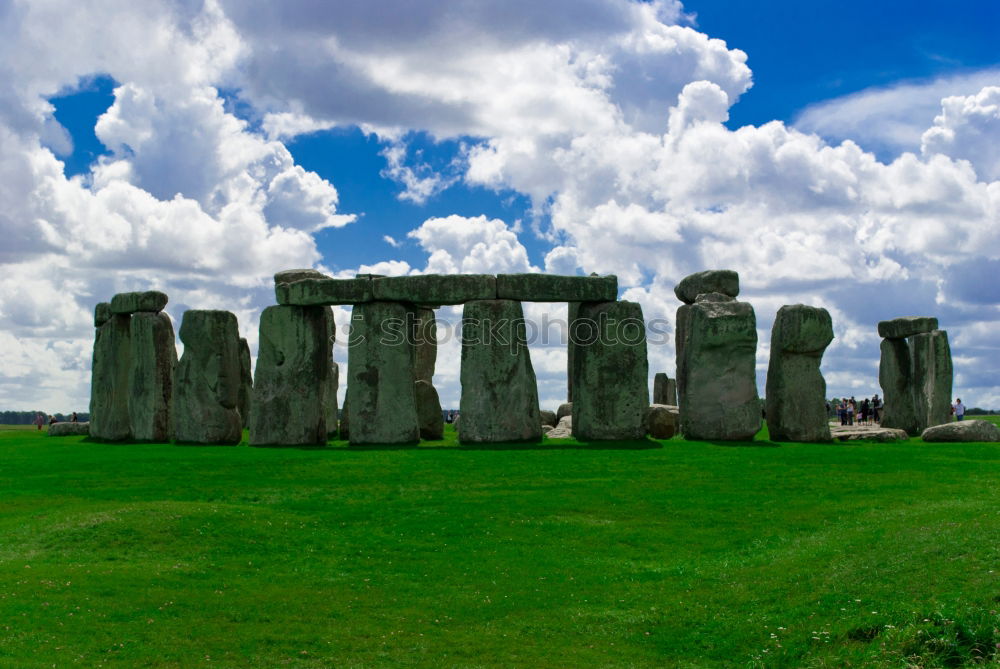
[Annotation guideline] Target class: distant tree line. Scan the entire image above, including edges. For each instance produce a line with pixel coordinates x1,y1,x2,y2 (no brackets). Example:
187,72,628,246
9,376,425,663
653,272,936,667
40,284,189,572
0,411,90,424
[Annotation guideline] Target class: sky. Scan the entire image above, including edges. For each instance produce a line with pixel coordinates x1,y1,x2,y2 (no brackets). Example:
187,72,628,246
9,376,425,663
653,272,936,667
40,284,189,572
0,0,998,414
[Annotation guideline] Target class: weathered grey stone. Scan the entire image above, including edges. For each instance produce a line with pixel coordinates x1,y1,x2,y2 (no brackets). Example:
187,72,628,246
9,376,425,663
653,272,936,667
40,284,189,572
556,402,573,421
277,278,373,306
674,270,739,305
571,300,648,440
567,302,581,401
415,379,444,440
412,307,437,382
249,305,329,446
647,404,679,439
830,424,909,441
910,330,953,431
346,301,420,445
173,310,243,445
879,338,920,435
496,274,617,302
47,422,90,437
765,304,834,442
373,274,496,305
238,338,252,429
94,302,111,327
922,420,1000,443
877,317,938,340
676,296,760,441
326,362,339,437
546,415,573,439
274,268,330,285
110,291,168,314
128,312,177,441
459,299,541,443
653,373,677,406
89,314,132,441
539,410,558,427
540,424,554,435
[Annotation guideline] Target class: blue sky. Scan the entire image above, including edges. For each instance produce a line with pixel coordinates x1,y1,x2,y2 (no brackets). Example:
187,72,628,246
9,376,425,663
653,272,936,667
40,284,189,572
3,0,999,412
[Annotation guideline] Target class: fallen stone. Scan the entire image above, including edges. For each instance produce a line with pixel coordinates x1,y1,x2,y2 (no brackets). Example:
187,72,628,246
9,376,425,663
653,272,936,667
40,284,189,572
571,300,648,440
557,402,573,421
459,299,541,443
830,424,909,441
277,278,373,306
495,274,617,302
89,314,132,441
765,304,834,442
676,294,760,440
274,268,331,285
249,305,329,446
539,410,557,427
879,338,920,435
128,312,177,441
922,420,1000,442
647,404,679,439
910,330,953,432
412,307,437,382
346,301,420,445
47,422,90,437
673,270,739,305
546,415,573,439
110,290,168,314
540,424,554,435
373,274,496,305
173,310,243,445
94,302,111,327
877,317,938,340
238,337,252,429
415,379,444,440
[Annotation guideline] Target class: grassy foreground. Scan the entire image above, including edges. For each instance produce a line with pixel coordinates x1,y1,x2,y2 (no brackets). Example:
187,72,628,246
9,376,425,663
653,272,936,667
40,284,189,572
1,422,999,668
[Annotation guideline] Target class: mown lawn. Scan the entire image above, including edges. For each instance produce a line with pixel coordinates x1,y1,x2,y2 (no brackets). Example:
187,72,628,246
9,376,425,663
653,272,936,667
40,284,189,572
1,422,998,668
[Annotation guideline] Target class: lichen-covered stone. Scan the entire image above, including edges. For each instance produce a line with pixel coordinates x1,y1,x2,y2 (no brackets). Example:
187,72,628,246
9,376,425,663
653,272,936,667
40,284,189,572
326,362,340,437
877,317,938,340
910,330,953,432
567,302,580,401
557,402,573,421
128,312,176,441
571,300,648,440
346,301,420,445
647,404,679,439
459,300,541,443
110,291,168,314
238,338,252,429
415,379,444,440
173,310,243,444
274,268,330,285
653,373,677,406
879,338,920,435
89,314,132,441
546,415,573,439
676,296,760,440
277,278,372,306
830,424,909,441
94,302,111,327
496,274,617,302
48,422,90,437
922,420,1000,442
539,410,557,427
249,305,329,446
673,270,739,305
373,274,496,305
412,307,437,382
765,304,834,442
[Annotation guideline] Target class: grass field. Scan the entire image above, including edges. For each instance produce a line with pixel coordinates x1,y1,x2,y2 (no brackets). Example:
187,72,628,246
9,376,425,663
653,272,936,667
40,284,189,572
1,421,999,667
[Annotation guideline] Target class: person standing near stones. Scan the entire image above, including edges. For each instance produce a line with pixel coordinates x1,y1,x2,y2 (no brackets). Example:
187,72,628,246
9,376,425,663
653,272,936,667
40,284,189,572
34,413,45,430
71,411,78,423
953,398,965,421
872,394,882,423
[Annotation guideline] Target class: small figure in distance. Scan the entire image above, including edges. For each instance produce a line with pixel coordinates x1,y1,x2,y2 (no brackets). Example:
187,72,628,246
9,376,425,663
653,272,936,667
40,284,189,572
71,411,78,423
34,412,45,431
48,414,57,427
871,394,882,424
953,398,965,422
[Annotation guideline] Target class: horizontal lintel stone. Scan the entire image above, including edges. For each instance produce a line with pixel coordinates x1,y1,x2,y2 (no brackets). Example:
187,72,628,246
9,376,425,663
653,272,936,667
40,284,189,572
496,274,617,302
110,291,168,314
877,316,938,339
276,278,373,306
372,274,496,305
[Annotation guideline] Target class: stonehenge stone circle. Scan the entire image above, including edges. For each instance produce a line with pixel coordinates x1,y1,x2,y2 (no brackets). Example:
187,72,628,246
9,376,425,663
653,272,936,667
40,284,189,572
653,373,677,406
110,290,169,315
878,317,953,435
459,299,541,443
250,305,330,446
128,312,177,442
673,270,739,305
922,420,1000,443
878,338,920,434
571,300,648,440
346,301,420,445
675,281,760,441
765,304,834,442
415,379,444,440
647,404,679,439
89,313,132,441
238,337,252,429
173,310,243,445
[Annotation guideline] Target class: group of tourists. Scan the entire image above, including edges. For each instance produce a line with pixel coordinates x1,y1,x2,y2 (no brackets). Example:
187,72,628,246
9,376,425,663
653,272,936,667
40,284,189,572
32,412,79,430
829,396,883,426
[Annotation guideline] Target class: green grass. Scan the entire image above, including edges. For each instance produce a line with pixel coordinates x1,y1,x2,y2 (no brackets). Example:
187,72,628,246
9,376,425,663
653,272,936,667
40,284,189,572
1,423,999,667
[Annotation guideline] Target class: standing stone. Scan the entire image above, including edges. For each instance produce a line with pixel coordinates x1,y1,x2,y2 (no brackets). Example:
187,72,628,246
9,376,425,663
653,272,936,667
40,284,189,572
459,299,541,443
653,373,677,406
347,301,420,445
910,330,953,431
676,291,760,441
571,300,648,440
89,313,132,441
249,305,329,446
674,270,740,305
129,312,177,441
765,304,834,442
413,307,437,383
879,338,920,435
238,337,252,430
326,362,340,438
557,402,573,421
110,290,169,315
415,379,444,440
94,302,111,327
567,302,581,402
339,394,350,441
173,310,243,445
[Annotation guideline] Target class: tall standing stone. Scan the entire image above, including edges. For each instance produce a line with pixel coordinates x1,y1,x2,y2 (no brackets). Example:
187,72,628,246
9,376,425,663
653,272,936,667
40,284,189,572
567,302,581,402
910,330,953,430
346,301,420,445
571,300,648,440
249,305,329,446
676,290,760,441
415,379,444,440
653,373,677,406
90,313,132,441
173,310,243,444
128,312,177,441
459,299,541,443
765,304,834,442
879,338,920,434
413,307,437,383
326,362,340,437
238,337,252,430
